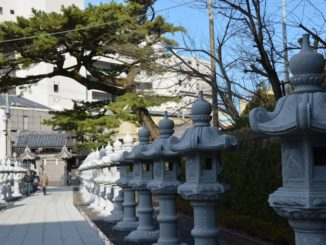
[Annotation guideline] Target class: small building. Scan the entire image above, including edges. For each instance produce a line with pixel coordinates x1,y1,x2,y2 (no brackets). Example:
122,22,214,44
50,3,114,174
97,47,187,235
13,132,78,186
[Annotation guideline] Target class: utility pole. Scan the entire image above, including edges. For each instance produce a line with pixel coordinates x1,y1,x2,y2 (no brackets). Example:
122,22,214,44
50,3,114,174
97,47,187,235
282,0,289,95
4,93,11,157
208,0,219,127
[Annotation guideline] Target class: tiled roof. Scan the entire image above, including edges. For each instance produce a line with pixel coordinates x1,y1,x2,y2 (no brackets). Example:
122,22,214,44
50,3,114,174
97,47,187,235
13,132,72,149
0,95,50,110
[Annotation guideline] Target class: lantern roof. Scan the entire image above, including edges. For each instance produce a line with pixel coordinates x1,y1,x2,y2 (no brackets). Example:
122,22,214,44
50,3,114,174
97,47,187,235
19,146,37,160
124,126,151,161
111,133,133,164
171,92,237,152
56,145,72,159
142,112,180,158
110,139,124,163
249,35,326,135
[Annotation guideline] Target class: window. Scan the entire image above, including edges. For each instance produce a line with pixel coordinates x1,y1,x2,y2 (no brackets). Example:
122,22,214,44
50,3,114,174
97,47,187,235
143,163,150,172
313,147,326,166
10,9,14,15
0,7,3,15
23,116,28,130
164,161,173,171
53,84,59,93
201,158,212,170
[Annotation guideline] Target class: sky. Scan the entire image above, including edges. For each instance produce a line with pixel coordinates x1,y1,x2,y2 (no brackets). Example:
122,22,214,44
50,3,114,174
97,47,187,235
83,0,326,84
83,0,326,52
84,0,210,46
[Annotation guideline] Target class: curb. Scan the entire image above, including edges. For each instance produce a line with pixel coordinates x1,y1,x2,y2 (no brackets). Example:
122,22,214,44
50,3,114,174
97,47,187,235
73,187,113,245
78,207,113,245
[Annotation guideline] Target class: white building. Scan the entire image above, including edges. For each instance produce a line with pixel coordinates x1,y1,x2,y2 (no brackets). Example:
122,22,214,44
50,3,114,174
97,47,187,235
135,55,213,117
0,0,114,111
0,0,84,22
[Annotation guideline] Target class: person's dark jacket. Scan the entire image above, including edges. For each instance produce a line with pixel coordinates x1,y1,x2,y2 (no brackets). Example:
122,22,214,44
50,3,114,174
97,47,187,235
23,175,33,183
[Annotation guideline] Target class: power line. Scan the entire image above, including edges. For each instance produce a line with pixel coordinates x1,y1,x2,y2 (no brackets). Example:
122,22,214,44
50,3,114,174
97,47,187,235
0,0,197,44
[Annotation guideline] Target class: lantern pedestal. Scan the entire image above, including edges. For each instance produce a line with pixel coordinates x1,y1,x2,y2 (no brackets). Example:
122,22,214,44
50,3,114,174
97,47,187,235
154,193,179,245
113,187,138,231
191,201,219,245
12,174,21,197
100,184,114,217
289,219,326,245
125,189,159,243
105,187,124,223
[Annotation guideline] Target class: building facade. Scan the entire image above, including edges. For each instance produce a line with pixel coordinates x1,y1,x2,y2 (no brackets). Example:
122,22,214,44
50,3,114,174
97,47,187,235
0,95,52,158
0,0,84,22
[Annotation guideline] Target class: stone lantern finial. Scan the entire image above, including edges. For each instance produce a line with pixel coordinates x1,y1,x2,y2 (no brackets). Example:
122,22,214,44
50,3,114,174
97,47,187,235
99,146,106,158
138,125,150,144
289,34,325,93
113,139,122,151
123,132,133,145
105,143,113,155
191,91,212,126
158,111,174,137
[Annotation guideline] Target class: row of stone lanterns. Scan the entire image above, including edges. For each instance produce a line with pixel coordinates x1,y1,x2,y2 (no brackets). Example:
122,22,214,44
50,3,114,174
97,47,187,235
78,90,237,245
78,34,324,245
0,157,29,203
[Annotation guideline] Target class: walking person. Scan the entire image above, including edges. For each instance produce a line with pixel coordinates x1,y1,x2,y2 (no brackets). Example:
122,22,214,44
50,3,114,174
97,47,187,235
23,170,33,197
40,172,49,195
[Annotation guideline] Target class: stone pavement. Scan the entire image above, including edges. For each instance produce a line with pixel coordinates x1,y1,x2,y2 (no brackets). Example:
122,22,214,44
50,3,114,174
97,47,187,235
0,187,105,245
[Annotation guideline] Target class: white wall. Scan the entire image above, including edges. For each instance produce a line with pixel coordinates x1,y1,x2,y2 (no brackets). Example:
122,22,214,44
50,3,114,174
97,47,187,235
135,57,212,117
0,0,84,22
17,76,88,111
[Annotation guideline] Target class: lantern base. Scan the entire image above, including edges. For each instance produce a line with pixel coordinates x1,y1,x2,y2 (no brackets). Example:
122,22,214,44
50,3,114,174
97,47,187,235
125,229,159,243
112,220,139,232
289,219,326,245
105,212,123,223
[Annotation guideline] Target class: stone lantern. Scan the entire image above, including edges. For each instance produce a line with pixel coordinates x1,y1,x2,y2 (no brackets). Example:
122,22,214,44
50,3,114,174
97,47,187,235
101,139,120,219
100,143,115,218
113,137,139,231
142,112,182,245
250,34,326,245
123,126,159,243
171,91,237,245
106,133,132,223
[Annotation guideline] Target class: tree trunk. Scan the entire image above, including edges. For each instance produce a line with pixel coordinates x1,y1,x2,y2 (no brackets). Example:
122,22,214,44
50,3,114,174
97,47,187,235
134,107,159,140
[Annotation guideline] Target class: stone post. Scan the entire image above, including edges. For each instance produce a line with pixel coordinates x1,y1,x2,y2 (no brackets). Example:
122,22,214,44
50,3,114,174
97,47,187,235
249,34,326,245
142,112,182,245
100,143,114,217
124,126,159,243
113,161,139,230
113,137,138,231
171,91,237,245
106,134,133,223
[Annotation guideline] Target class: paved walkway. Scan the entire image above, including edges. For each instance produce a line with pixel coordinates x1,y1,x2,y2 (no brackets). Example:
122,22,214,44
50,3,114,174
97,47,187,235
0,187,105,245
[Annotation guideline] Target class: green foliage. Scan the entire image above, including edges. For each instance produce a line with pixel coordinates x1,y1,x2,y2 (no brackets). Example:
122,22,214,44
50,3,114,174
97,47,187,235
0,1,184,93
107,92,177,125
219,141,283,223
43,92,176,150
235,86,276,128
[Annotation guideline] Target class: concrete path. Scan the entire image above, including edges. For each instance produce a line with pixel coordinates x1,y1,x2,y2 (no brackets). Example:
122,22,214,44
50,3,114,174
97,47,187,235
0,187,104,245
